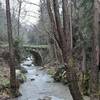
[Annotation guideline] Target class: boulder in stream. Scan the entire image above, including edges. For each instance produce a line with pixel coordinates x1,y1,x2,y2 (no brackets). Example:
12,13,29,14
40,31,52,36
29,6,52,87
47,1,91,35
20,66,27,73
31,78,35,81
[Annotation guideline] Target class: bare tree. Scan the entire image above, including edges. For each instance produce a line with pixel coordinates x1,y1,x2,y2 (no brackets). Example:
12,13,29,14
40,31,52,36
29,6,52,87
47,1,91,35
47,0,83,100
90,0,100,100
17,0,23,36
5,0,17,93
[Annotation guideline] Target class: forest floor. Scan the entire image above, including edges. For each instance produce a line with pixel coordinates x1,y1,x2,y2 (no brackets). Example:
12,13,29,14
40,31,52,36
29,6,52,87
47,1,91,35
14,58,90,100
0,64,10,100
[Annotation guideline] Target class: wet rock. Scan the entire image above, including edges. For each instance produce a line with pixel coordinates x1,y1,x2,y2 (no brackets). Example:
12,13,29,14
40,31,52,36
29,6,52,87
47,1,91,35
53,66,68,84
16,70,26,83
22,60,32,67
46,81,52,83
39,67,45,70
20,67,27,74
38,96,51,100
35,74,39,76
31,78,35,81
26,64,32,67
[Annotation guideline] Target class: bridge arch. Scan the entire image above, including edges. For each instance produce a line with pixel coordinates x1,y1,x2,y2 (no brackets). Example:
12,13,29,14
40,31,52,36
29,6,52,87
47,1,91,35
24,45,49,65
30,50,42,66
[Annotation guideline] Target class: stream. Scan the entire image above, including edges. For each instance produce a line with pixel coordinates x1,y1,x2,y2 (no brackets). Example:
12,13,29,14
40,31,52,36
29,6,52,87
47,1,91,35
15,57,89,100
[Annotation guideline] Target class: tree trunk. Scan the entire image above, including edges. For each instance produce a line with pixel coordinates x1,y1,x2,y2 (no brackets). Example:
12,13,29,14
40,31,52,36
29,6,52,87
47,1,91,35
90,0,99,100
81,48,86,72
17,0,22,36
47,0,84,100
5,0,17,93
69,1,73,49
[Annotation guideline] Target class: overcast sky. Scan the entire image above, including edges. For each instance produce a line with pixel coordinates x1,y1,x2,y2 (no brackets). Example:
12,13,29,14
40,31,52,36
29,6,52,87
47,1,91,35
21,0,40,25
1,0,40,25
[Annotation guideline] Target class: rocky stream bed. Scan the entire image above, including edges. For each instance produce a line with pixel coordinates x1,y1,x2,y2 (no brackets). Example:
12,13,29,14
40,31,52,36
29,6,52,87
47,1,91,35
13,57,89,100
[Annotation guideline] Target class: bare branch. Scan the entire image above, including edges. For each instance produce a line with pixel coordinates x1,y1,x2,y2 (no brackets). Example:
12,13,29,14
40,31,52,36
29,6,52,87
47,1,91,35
23,0,40,7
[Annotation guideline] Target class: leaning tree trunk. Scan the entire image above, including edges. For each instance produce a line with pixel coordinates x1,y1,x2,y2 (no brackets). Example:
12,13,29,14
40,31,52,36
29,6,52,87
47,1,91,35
47,0,84,100
90,0,99,100
5,0,17,93
62,0,83,99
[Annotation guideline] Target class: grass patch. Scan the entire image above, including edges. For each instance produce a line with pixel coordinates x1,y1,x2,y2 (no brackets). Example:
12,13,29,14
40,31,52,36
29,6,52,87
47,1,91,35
47,68,55,75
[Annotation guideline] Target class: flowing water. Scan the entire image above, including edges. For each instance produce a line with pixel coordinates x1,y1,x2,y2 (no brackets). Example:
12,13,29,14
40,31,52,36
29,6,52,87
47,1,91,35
15,57,89,100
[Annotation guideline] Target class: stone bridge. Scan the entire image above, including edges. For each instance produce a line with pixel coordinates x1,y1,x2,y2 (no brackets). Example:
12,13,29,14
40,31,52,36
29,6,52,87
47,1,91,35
0,44,49,66
23,45,49,66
